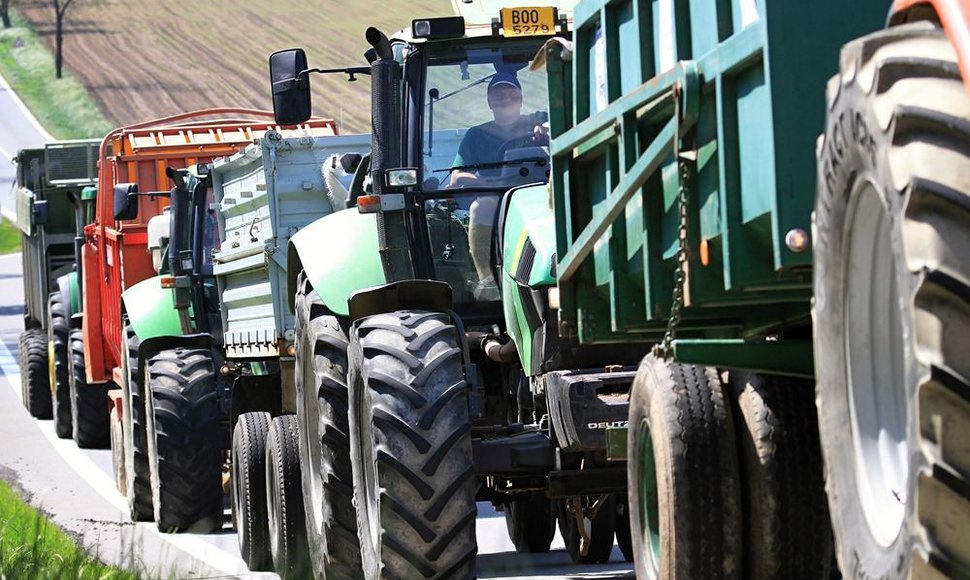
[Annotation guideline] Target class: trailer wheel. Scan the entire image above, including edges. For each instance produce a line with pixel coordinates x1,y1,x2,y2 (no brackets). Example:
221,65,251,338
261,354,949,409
48,292,71,438
815,21,970,578
266,414,310,579
503,492,556,553
231,411,272,571
20,328,52,419
68,328,109,448
558,494,616,564
614,495,634,563
120,325,153,521
348,310,477,579
144,348,223,533
626,354,741,580
293,274,361,578
729,372,832,579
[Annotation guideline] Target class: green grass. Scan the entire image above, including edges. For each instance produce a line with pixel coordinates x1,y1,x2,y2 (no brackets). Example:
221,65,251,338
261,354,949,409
0,480,138,579
0,8,111,140
0,218,21,255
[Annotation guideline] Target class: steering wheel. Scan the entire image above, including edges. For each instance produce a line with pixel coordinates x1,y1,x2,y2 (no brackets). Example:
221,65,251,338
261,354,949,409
496,132,547,160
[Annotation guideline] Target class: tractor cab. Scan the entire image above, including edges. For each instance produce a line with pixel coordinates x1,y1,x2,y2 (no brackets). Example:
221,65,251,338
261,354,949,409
270,3,571,320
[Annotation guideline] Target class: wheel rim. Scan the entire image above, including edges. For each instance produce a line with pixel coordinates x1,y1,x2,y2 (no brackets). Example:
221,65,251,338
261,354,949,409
268,442,282,561
304,356,326,537
231,443,245,546
636,417,661,570
843,178,909,546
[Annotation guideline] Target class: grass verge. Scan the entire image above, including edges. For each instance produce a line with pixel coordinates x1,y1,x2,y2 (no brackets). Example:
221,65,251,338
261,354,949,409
0,218,19,255
0,479,137,579
0,8,111,140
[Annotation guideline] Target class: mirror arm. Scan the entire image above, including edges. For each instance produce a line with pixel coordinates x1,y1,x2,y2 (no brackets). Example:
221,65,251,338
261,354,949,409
299,66,372,82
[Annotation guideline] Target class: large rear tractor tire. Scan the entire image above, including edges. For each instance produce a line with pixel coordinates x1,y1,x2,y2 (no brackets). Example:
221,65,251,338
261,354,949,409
144,348,223,533
626,354,741,580
20,328,52,419
121,325,153,521
558,494,616,564
266,414,310,579
293,274,361,579
48,292,72,438
729,372,832,579
349,310,478,579
232,411,272,571
68,328,109,449
503,492,556,554
815,21,970,578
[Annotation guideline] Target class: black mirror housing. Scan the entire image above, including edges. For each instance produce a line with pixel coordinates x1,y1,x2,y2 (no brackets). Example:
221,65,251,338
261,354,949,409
269,48,312,126
113,183,138,221
31,199,49,227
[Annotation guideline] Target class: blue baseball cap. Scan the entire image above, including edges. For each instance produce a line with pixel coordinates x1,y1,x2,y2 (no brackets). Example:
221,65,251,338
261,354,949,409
488,72,521,92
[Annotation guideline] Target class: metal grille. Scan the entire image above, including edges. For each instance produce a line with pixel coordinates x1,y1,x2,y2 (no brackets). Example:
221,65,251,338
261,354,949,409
45,141,98,185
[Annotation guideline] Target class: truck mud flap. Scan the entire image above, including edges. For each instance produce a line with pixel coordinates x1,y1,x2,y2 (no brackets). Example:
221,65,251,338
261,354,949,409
546,368,635,453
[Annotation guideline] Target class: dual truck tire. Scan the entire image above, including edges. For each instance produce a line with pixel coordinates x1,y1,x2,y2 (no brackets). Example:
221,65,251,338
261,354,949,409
295,274,477,580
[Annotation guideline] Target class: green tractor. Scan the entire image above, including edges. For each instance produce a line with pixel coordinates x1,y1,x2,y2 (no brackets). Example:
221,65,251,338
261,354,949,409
271,1,646,576
13,140,98,437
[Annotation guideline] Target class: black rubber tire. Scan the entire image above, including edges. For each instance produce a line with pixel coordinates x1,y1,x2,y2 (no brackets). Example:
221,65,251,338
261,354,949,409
349,310,478,579
729,372,832,580
48,292,72,439
121,324,153,521
68,328,109,449
558,495,616,565
503,492,556,554
144,348,223,533
266,414,310,579
815,22,970,579
293,274,361,579
20,328,52,419
626,354,741,580
614,494,634,563
232,411,272,571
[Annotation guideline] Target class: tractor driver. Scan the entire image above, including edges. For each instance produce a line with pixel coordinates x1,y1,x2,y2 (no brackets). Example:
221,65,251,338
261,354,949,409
447,73,548,300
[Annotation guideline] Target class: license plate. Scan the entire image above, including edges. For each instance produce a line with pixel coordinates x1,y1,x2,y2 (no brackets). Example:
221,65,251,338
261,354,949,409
500,7,557,37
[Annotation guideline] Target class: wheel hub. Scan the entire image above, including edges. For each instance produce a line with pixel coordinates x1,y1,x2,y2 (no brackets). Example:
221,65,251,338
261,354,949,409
843,178,909,546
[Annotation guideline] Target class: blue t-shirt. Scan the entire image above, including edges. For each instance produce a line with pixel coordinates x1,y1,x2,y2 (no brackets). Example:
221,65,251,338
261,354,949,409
453,116,539,171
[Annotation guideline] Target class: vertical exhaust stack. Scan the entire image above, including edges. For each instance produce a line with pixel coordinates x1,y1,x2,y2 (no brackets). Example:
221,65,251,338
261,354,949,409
365,27,413,281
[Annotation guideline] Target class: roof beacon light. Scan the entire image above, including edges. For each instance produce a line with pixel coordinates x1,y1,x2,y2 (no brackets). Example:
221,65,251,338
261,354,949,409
412,16,465,39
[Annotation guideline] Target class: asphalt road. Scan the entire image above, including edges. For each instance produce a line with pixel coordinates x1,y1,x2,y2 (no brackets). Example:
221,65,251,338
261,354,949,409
0,71,52,219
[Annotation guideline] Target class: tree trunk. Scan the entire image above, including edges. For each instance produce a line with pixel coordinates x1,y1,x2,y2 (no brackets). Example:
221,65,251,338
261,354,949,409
1,0,11,29
55,13,64,78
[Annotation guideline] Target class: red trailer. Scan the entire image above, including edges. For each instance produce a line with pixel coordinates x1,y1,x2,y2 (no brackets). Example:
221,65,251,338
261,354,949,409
72,109,335,448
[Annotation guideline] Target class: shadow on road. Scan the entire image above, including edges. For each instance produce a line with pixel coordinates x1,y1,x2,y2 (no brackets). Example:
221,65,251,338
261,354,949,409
477,550,635,579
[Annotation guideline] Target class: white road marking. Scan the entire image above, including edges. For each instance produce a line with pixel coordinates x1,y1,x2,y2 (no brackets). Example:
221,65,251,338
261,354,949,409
0,72,54,142
0,337,257,577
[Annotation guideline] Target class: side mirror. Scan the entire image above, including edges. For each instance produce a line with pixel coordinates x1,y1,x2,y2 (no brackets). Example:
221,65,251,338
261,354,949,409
31,199,49,227
269,48,312,126
339,153,363,174
113,183,139,221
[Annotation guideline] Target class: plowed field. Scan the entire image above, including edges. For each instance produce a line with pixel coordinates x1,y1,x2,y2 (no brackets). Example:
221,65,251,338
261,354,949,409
16,0,452,133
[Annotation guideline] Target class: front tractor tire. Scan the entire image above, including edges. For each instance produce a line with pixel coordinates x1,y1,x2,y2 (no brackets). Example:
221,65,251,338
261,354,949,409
293,275,361,579
144,348,223,533
20,328,52,419
815,22,970,578
349,310,478,579
68,328,109,448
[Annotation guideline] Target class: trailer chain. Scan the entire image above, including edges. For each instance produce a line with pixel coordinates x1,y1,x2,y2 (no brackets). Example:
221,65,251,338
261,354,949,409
653,142,696,359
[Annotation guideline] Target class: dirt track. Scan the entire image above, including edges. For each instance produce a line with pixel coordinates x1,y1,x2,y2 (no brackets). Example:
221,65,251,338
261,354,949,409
16,0,452,133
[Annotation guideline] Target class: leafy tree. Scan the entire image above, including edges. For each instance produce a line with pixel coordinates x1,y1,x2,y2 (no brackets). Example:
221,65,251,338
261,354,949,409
1,0,11,29
53,0,74,78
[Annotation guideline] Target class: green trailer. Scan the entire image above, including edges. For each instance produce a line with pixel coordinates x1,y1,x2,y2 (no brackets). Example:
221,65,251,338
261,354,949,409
13,140,98,431
543,0,969,578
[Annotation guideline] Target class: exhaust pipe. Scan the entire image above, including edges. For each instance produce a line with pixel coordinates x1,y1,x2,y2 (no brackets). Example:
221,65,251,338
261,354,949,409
365,27,393,60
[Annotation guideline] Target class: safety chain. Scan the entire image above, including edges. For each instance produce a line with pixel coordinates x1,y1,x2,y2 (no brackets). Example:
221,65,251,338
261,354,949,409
653,84,692,359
